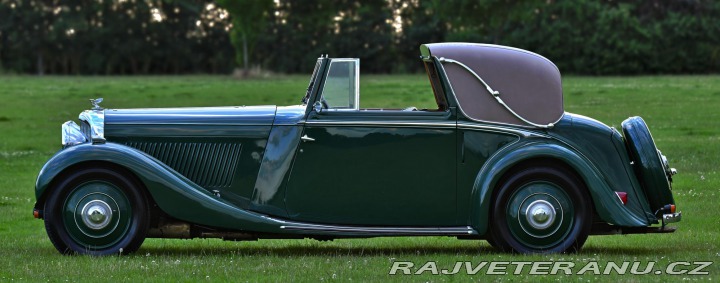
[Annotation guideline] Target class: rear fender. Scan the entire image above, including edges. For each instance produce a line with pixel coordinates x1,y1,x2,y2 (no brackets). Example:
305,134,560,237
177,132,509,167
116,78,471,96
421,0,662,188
35,142,283,233
470,140,650,234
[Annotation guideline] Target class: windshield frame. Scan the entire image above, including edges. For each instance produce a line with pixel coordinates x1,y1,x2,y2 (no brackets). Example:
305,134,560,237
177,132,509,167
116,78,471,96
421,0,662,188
301,58,325,105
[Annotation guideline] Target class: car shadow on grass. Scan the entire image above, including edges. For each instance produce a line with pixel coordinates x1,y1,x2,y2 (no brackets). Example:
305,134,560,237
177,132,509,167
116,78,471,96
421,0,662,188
137,242,673,257
579,245,678,256
139,244,498,257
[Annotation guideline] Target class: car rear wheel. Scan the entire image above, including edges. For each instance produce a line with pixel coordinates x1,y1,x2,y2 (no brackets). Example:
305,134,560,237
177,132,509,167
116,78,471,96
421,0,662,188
44,166,149,255
489,165,592,253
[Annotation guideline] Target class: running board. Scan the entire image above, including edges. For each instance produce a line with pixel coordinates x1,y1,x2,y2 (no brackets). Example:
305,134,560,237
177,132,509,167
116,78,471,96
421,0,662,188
262,216,478,236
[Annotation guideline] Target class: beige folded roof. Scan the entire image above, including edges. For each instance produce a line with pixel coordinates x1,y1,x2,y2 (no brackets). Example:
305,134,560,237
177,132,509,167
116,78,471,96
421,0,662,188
422,43,564,127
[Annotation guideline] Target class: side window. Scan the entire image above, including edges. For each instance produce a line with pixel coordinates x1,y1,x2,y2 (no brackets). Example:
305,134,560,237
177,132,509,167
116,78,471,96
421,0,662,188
320,59,359,110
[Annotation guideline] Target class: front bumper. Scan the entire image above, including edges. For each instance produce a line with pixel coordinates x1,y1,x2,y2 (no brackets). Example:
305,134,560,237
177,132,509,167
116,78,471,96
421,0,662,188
663,211,682,223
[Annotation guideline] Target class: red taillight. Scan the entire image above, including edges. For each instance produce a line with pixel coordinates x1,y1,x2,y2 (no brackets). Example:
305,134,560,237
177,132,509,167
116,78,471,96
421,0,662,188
33,209,40,219
660,204,677,213
615,192,628,205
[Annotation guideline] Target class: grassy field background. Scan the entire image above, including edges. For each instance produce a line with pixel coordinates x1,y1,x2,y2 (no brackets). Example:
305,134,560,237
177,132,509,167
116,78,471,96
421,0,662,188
0,74,718,281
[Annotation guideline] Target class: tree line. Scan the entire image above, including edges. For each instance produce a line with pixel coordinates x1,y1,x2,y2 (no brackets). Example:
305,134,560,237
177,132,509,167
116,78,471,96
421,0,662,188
1,0,718,75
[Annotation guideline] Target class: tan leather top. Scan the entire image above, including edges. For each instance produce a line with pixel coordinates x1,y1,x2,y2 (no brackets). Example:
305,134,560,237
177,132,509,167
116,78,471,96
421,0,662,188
423,43,563,127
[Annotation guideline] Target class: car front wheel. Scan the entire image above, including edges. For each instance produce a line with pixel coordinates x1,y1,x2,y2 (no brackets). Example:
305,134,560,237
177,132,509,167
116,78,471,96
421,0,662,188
44,166,149,255
489,165,592,253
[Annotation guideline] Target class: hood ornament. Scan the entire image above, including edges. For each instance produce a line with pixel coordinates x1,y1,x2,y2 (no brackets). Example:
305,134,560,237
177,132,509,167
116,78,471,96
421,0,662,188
90,98,103,110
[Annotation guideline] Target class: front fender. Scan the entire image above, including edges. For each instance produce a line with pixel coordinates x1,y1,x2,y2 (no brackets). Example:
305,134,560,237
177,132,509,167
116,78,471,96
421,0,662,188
35,142,284,233
470,139,649,234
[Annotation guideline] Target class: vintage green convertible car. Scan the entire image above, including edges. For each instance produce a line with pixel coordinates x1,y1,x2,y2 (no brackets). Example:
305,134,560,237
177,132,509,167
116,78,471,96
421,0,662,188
34,43,680,255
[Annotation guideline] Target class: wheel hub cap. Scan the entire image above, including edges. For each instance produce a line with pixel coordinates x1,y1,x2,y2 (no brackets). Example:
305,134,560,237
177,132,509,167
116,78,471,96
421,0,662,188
62,181,132,249
81,200,112,230
526,200,556,230
506,181,574,249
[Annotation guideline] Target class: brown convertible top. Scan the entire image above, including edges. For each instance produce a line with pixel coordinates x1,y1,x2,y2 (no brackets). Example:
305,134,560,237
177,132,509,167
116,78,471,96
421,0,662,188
421,43,563,127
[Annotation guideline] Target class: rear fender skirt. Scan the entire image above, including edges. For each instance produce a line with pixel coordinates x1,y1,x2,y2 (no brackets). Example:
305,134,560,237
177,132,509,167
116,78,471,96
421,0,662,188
470,140,650,234
35,142,285,233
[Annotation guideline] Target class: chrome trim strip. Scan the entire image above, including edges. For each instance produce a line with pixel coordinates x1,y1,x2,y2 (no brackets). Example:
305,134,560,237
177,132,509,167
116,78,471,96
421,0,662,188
457,122,546,138
105,122,272,126
260,216,476,235
304,120,456,129
435,56,564,129
302,120,548,137
281,225,475,235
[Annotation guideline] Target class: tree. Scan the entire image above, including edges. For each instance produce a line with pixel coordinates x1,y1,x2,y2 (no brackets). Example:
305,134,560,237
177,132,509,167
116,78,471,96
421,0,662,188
215,0,273,74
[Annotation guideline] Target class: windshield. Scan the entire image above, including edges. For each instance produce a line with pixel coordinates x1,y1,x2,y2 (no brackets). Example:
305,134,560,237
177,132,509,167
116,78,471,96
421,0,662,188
301,58,323,105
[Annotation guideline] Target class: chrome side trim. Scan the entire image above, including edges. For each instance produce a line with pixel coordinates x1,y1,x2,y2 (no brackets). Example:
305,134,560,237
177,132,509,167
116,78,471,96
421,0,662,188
457,122,546,138
281,225,475,235
260,216,477,235
61,121,87,147
435,56,564,129
105,122,272,126
79,109,105,143
303,120,456,129
302,120,547,138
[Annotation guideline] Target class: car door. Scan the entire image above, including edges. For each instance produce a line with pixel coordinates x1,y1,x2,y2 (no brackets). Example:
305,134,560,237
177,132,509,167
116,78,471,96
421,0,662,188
284,58,457,226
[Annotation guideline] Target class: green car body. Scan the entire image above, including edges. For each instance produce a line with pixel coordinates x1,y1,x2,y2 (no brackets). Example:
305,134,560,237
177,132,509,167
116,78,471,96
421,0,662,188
34,43,680,255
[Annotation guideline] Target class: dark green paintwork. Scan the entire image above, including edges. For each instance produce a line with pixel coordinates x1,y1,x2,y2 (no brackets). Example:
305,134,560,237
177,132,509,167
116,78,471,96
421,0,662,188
286,111,457,225
467,138,649,234
456,130,519,225
250,125,303,217
35,52,673,241
622,116,675,212
36,143,275,232
548,114,654,223
104,106,275,210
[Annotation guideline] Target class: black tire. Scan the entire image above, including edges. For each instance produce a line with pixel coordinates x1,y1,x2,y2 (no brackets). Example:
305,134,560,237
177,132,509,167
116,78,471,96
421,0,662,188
43,166,150,255
489,165,592,254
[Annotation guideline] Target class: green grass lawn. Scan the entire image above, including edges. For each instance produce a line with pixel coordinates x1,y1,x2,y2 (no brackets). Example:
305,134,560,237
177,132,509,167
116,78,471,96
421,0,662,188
0,74,718,281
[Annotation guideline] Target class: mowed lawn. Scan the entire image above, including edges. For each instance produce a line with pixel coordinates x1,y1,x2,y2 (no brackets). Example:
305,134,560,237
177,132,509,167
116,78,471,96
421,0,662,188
0,74,718,281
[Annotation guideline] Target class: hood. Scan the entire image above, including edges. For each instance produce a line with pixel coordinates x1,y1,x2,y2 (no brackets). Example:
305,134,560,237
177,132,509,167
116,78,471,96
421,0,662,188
104,105,278,126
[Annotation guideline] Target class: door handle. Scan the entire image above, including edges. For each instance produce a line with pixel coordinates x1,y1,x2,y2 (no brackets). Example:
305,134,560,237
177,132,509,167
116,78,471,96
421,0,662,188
301,135,315,142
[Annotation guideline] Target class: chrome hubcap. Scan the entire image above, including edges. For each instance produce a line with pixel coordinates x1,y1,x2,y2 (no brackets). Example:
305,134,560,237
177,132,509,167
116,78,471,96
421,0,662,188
81,200,112,230
525,200,556,230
